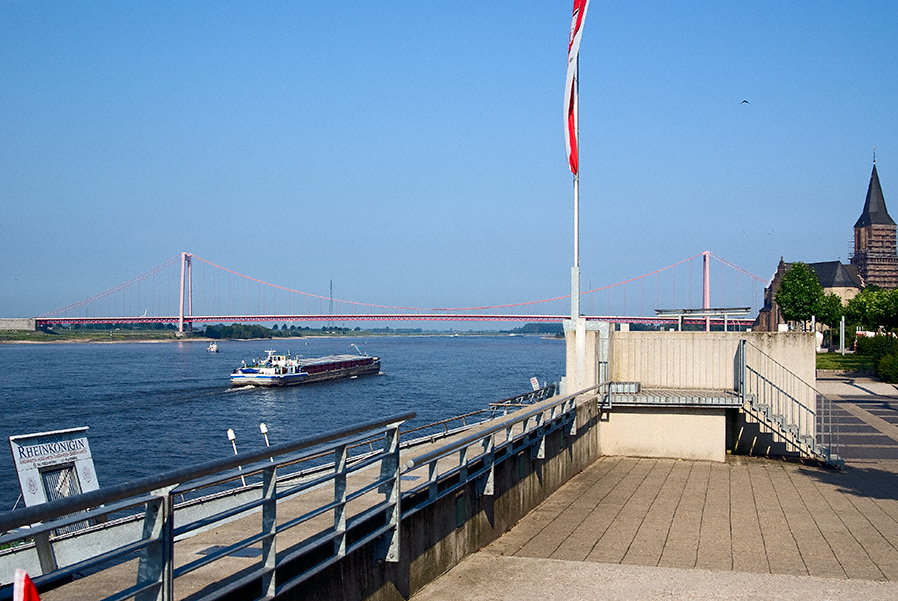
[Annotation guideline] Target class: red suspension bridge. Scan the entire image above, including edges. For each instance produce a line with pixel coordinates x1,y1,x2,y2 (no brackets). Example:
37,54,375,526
34,252,768,331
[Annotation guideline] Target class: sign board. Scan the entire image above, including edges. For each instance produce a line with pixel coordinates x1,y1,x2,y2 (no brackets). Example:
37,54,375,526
9,427,99,508
530,377,540,391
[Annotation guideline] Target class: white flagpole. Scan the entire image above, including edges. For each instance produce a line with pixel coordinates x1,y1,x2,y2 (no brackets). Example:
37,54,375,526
565,0,589,392
571,55,581,321
572,56,586,393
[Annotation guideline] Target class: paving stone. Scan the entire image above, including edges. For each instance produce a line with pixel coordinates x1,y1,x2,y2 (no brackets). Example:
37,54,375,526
423,376,898,600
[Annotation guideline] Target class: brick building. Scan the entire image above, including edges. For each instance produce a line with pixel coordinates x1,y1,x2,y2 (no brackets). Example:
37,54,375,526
850,163,898,288
753,164,892,331
752,258,863,331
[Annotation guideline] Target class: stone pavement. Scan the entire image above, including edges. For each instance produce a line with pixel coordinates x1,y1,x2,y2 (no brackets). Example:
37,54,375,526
411,375,898,600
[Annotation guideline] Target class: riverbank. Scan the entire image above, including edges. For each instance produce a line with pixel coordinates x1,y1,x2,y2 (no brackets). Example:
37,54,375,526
0,330,561,344
0,330,195,343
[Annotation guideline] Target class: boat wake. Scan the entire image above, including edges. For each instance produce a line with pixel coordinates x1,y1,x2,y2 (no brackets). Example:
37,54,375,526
225,385,255,393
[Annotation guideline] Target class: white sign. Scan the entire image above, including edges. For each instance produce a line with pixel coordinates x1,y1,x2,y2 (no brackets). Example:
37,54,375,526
9,427,99,507
530,377,540,391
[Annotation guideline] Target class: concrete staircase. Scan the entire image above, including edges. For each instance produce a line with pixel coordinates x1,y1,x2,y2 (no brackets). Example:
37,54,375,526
741,393,842,467
738,340,842,469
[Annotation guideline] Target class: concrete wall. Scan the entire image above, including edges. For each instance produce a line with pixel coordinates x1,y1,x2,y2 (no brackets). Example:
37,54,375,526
608,331,815,392
281,398,605,601
562,328,817,463
563,320,608,393
0,318,35,331
599,407,726,462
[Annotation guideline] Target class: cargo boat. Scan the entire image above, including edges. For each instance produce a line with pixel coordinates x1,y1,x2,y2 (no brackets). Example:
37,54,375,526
230,349,380,387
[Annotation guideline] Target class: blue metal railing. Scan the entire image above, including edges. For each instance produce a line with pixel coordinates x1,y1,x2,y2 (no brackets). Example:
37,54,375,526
0,384,574,600
0,412,414,601
402,384,602,518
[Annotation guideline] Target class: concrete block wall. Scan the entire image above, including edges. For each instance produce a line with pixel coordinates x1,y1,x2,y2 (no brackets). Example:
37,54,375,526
607,331,815,392
599,407,727,462
0,318,35,331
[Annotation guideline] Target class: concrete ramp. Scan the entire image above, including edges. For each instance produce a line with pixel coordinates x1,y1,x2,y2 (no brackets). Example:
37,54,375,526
412,554,898,601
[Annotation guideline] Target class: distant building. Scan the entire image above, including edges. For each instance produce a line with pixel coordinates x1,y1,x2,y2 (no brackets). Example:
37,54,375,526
752,258,864,331
753,165,892,331
850,163,898,288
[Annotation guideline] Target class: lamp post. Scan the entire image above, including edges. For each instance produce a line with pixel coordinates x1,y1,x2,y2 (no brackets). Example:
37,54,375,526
227,428,246,486
260,423,273,462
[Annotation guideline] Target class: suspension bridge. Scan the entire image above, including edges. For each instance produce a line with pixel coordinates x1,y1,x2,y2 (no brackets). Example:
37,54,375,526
30,251,768,331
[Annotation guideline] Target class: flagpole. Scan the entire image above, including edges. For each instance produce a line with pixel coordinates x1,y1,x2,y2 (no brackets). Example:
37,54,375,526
565,0,589,391
571,56,581,321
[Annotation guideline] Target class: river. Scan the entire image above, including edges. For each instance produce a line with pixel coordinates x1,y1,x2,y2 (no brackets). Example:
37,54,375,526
0,335,565,511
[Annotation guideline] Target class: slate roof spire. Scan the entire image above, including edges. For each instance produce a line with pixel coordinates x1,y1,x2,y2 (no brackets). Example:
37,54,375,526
854,163,894,227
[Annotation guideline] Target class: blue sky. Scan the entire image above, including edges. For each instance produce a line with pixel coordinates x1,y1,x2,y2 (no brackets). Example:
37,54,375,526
2,2,896,319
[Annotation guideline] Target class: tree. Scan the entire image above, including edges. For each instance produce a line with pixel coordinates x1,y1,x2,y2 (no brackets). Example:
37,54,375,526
849,288,898,334
775,262,824,328
879,289,898,333
814,292,843,329
846,287,879,331
814,292,844,347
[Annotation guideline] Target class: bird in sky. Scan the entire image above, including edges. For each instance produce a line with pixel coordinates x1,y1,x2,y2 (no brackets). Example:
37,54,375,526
741,99,749,104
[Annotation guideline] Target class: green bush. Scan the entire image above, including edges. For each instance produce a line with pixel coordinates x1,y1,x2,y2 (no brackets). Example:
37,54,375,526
878,353,898,383
855,334,898,381
855,334,898,362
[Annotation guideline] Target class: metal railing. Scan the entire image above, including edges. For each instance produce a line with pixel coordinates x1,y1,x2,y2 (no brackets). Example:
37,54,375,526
325,385,559,459
0,412,414,601
402,384,602,518
399,383,559,444
738,339,840,463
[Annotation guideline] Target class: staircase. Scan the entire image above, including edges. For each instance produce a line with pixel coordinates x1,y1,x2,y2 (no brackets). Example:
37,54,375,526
738,340,842,469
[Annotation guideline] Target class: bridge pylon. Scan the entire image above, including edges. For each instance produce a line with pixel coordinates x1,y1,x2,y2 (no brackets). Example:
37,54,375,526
178,252,193,333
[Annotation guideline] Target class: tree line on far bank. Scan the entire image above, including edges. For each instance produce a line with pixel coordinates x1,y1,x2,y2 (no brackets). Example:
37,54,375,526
203,324,364,339
42,322,564,340
202,322,564,339
775,261,898,381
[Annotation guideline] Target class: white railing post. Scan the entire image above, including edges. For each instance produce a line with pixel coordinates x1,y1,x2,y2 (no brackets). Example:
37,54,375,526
458,446,468,485
136,486,176,601
480,434,494,496
380,424,401,563
334,444,348,558
261,464,277,598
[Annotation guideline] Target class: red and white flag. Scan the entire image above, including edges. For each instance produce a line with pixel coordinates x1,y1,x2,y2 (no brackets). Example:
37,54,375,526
564,0,590,175
13,570,40,601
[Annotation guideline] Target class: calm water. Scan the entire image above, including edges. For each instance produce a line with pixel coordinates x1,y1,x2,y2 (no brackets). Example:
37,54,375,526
0,335,564,511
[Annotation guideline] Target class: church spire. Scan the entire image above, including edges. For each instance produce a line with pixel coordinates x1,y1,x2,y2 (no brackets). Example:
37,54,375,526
854,163,894,228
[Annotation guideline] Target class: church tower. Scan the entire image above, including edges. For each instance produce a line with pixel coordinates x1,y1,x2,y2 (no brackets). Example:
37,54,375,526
851,163,898,288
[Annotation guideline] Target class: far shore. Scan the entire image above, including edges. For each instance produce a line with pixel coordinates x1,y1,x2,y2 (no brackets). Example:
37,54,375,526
0,331,559,345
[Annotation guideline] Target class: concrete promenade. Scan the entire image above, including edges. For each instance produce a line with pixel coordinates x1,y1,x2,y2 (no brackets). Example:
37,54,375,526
412,374,898,600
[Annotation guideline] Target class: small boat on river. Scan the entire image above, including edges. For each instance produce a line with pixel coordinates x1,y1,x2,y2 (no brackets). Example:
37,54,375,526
231,349,380,387
207,342,219,353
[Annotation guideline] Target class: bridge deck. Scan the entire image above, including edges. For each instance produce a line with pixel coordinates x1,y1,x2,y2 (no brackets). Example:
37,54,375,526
411,375,898,600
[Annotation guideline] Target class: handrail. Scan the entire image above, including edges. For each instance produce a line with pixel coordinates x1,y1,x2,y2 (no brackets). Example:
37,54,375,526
0,412,414,601
399,385,558,442
739,339,840,465
743,339,817,391
0,411,414,534
405,384,602,471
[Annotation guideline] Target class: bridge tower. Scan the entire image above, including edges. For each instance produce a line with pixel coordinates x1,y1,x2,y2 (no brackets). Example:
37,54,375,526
703,251,710,331
178,252,193,333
